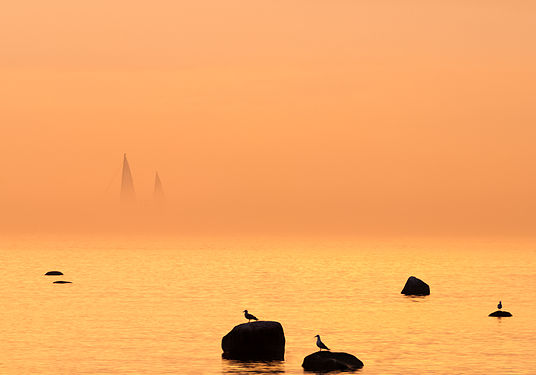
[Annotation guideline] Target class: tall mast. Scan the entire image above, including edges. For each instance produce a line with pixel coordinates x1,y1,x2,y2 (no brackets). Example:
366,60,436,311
120,153,136,203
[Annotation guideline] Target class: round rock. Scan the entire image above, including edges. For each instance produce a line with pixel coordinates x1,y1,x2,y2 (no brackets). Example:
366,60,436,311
401,276,430,296
45,271,63,276
489,310,512,317
222,321,285,360
302,351,364,372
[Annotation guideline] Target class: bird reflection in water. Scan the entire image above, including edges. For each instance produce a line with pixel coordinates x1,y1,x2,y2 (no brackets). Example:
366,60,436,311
221,359,284,374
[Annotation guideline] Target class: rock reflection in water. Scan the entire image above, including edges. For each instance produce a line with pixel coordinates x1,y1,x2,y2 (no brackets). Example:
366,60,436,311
222,359,285,374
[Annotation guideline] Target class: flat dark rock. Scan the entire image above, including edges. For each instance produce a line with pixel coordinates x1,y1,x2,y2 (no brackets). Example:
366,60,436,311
401,276,430,296
489,310,512,317
45,271,63,276
302,351,364,372
222,321,285,360
53,281,72,284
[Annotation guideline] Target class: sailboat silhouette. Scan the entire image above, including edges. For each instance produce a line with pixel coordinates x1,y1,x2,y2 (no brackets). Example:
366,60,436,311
154,171,165,206
118,154,164,207
120,153,136,203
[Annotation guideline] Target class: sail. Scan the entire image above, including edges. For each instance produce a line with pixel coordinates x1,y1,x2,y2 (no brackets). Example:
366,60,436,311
154,171,165,205
120,153,136,203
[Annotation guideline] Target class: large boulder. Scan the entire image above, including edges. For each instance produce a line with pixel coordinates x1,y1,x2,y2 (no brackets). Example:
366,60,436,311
222,321,285,360
401,276,430,296
302,351,364,372
44,271,63,276
489,310,512,317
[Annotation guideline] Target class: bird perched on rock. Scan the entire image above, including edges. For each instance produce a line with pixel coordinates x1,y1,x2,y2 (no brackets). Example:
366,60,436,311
315,335,330,351
498,301,502,310
243,310,258,322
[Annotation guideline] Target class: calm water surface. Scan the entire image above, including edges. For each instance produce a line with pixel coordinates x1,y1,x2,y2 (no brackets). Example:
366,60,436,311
1,237,535,374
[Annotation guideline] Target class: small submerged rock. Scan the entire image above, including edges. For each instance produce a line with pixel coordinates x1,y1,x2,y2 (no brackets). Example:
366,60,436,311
53,281,72,284
302,351,364,372
489,310,512,317
401,276,430,296
45,271,63,276
222,321,285,360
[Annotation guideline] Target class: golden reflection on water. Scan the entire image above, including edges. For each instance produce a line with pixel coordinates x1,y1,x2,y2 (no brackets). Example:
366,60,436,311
221,359,285,374
0,237,535,374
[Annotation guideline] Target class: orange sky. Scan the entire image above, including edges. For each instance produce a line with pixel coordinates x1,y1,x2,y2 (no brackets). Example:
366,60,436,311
1,1,535,236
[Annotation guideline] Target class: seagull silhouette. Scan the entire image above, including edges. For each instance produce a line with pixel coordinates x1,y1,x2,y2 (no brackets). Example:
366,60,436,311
243,310,258,322
498,301,502,310
315,335,330,351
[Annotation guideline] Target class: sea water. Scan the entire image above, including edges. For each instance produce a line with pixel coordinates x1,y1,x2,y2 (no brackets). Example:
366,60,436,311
1,236,535,374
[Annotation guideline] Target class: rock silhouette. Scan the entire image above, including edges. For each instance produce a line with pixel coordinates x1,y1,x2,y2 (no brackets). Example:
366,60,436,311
401,276,430,296
302,351,364,372
44,271,63,276
222,321,285,360
52,281,72,284
489,310,512,317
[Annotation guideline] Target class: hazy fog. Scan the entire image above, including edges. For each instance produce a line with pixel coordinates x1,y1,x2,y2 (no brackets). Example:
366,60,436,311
1,1,535,236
